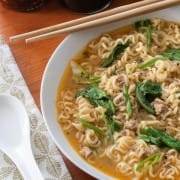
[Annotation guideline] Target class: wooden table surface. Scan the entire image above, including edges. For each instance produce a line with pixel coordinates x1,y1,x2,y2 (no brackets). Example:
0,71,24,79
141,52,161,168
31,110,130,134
0,0,139,179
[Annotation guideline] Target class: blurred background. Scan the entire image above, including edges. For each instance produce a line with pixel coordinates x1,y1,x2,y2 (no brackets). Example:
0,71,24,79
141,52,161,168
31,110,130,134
1,0,140,13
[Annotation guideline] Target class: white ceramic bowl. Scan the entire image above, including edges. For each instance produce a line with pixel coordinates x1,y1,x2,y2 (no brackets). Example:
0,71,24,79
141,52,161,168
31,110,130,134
41,6,180,180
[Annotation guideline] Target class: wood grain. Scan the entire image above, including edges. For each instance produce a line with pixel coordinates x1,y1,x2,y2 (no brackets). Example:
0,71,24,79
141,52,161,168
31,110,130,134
0,0,140,179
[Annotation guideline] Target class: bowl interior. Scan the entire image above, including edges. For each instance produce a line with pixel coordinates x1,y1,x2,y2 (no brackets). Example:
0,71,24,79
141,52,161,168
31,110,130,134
41,5,180,179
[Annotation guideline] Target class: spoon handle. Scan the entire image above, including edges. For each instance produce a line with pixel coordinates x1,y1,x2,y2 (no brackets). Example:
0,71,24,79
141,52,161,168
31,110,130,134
9,146,44,180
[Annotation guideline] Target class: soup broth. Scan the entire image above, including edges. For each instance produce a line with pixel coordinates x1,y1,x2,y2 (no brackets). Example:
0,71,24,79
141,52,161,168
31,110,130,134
56,19,180,179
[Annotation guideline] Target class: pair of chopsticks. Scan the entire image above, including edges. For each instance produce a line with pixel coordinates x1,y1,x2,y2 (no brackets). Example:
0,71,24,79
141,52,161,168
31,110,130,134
10,0,180,44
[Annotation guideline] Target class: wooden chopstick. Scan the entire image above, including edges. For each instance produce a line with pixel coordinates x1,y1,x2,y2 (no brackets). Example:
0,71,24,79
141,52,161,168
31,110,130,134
25,0,179,43
10,0,160,42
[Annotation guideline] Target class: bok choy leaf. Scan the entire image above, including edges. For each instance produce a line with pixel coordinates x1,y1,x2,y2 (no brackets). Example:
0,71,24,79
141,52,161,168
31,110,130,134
71,61,100,85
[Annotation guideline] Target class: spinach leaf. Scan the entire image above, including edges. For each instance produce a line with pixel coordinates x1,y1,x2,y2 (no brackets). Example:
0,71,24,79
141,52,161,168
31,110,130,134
162,48,180,61
140,127,180,151
140,81,162,96
135,153,162,172
134,19,153,48
123,85,132,118
71,61,100,85
80,118,104,136
77,86,122,138
136,83,155,114
101,42,129,68
77,86,115,115
136,81,162,114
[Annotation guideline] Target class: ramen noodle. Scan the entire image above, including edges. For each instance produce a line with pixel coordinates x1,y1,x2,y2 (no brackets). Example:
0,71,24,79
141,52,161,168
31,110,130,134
56,19,180,179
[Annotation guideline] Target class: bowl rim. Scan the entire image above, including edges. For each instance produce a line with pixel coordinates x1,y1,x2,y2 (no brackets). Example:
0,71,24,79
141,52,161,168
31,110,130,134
40,5,180,180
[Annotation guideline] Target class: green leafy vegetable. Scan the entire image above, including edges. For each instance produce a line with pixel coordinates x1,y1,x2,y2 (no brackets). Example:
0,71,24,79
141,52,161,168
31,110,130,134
80,118,104,136
140,127,180,151
161,48,180,61
112,120,122,132
136,84,155,114
140,134,163,146
138,56,167,69
77,86,122,138
134,19,152,29
146,26,153,48
139,81,162,96
71,61,100,85
105,116,123,139
123,85,132,118
138,48,180,70
136,81,162,114
101,42,129,67
135,153,162,172
134,19,153,48
77,86,115,115
138,48,180,69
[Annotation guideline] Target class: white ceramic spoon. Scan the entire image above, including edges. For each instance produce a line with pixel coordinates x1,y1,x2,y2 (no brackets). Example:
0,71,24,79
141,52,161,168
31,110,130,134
0,94,44,180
